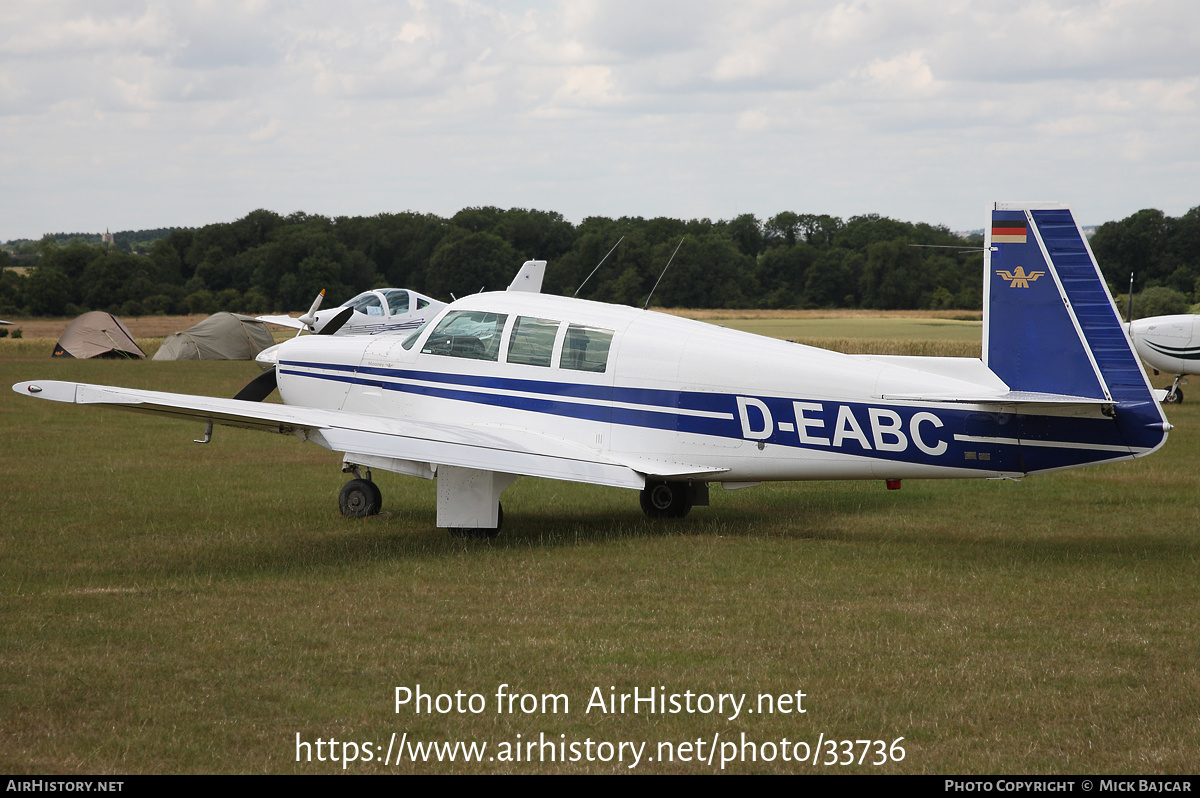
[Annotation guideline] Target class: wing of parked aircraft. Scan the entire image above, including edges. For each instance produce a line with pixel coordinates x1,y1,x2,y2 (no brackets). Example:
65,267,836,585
13,377,726,491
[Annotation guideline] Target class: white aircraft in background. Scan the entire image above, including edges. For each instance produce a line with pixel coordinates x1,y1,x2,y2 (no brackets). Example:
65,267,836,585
259,287,445,336
13,203,1170,537
1128,314,1199,404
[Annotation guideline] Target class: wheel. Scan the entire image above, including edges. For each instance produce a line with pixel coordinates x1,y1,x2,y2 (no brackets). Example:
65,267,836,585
366,480,383,512
450,503,502,539
1165,388,1183,404
639,481,692,519
339,478,382,517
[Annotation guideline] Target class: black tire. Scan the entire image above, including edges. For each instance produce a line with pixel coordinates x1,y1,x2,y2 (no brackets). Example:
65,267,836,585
450,503,503,539
366,480,383,512
339,478,381,517
639,481,692,519
1166,388,1184,404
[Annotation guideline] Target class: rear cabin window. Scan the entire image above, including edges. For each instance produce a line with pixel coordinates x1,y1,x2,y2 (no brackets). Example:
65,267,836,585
559,324,614,373
506,317,559,367
421,311,508,361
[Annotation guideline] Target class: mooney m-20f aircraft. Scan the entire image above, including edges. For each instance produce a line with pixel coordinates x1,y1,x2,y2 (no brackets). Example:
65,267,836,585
1128,314,1199,404
259,288,445,336
14,203,1170,536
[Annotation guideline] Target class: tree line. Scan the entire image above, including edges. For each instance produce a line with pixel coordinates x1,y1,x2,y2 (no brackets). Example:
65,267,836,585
1,205,1196,318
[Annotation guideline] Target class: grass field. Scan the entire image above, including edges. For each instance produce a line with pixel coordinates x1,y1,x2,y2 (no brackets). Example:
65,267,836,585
1,317,1197,774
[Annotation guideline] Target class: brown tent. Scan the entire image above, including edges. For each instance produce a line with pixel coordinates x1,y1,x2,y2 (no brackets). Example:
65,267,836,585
152,313,276,361
52,311,145,359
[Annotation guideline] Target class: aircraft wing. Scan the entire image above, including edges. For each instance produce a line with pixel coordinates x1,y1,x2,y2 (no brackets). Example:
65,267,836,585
256,314,308,330
12,380,724,489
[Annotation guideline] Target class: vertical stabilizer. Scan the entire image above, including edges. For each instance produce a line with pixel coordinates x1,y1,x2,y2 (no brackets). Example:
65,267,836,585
508,260,546,293
984,202,1168,453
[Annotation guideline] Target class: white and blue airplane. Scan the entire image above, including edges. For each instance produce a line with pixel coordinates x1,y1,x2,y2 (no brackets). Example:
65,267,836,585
1128,314,1199,404
259,287,445,336
13,203,1170,537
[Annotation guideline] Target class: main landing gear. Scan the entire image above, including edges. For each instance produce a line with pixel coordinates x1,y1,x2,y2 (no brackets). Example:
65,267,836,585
339,465,382,518
639,481,708,519
338,463,507,539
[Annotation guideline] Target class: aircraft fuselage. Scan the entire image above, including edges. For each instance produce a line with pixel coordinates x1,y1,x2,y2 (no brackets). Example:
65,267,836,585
270,291,1148,485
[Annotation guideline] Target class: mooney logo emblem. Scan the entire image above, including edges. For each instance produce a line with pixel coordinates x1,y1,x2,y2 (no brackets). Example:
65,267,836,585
995,267,1045,288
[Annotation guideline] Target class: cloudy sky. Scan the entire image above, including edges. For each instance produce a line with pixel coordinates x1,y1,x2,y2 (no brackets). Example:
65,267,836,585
2,0,1198,240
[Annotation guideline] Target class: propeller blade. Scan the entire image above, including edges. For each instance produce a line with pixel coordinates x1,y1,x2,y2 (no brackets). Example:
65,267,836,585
298,289,326,329
233,369,278,402
318,306,354,336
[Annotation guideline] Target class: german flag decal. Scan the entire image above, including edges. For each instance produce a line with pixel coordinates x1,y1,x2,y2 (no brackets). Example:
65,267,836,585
991,218,1027,244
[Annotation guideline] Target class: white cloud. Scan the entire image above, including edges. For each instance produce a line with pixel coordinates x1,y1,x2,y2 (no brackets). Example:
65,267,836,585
860,50,936,95
735,109,769,132
1,0,1199,239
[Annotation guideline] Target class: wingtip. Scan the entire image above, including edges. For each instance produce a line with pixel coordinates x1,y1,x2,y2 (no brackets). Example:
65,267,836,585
13,380,79,402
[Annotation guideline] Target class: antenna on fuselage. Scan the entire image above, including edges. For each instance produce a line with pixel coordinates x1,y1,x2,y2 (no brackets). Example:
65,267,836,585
573,236,624,297
643,236,685,310
1125,272,1135,331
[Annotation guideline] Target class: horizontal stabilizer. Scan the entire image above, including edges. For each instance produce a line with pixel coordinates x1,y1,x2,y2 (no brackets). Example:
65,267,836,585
879,390,1113,405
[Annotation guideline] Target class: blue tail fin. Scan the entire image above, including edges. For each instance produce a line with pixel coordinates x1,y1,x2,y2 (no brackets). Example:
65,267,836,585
984,202,1168,453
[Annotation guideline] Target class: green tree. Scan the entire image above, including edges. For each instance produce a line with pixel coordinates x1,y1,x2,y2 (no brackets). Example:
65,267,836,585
1133,286,1190,318
653,235,755,309
1091,209,1171,291
425,231,518,298
25,267,72,316
725,213,764,257
756,244,817,308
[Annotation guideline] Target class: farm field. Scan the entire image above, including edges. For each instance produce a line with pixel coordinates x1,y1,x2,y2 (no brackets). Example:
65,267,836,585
1,315,1197,774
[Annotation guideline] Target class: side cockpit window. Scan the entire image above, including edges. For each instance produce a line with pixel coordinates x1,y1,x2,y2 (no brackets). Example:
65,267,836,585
384,290,409,315
506,317,559,367
400,316,432,350
560,324,614,373
421,311,508,361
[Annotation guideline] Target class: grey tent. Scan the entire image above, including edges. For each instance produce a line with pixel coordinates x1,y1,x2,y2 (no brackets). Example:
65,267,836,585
153,313,276,361
52,311,145,359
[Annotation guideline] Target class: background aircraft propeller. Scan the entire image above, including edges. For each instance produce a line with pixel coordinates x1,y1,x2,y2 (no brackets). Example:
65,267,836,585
232,302,354,403
297,290,325,330
318,306,354,336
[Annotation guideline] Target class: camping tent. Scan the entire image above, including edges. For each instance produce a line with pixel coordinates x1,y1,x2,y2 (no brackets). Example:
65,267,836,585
52,311,145,359
153,312,276,361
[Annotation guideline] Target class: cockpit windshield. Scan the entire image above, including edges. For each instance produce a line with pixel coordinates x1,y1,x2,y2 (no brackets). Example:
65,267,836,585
342,292,385,316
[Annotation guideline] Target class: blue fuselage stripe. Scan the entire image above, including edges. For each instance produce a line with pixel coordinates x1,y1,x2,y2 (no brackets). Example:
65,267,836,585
278,360,1141,474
